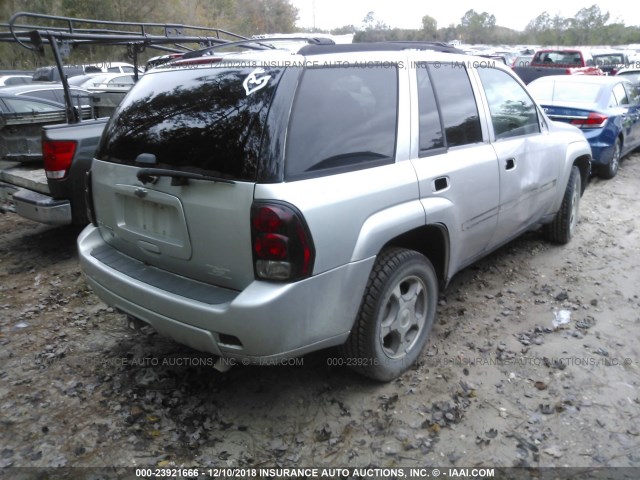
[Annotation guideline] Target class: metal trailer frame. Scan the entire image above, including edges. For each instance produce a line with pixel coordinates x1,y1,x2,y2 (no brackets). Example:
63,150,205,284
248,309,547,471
1,11,250,123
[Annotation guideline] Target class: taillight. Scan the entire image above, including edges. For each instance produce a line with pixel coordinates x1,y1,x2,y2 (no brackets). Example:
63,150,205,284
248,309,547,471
43,140,77,179
251,202,315,282
570,112,608,129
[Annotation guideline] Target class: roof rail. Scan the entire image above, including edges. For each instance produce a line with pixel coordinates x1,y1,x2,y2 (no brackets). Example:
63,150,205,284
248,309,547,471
297,41,464,56
182,36,336,59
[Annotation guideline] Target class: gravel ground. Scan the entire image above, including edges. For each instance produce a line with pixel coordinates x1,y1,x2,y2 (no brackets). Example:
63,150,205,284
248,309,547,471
1,154,639,476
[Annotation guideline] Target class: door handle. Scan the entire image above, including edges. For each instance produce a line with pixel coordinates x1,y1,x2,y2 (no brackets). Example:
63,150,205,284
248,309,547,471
505,158,516,170
433,177,449,192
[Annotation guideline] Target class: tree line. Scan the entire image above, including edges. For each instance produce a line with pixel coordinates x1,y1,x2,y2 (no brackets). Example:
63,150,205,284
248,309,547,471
2,1,638,70
350,6,640,46
0,0,299,69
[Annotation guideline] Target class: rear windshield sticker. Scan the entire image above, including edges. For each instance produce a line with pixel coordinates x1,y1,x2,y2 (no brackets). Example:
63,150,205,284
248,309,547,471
243,68,271,96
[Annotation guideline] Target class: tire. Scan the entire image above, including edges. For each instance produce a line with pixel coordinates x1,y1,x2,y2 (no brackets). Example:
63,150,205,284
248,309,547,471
543,165,581,244
340,247,438,381
599,138,621,179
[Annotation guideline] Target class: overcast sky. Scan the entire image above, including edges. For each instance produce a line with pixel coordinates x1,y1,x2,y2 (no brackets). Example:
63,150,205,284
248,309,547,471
289,0,630,32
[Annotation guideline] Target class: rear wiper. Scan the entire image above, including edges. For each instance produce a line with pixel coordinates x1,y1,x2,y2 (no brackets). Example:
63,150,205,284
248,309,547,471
136,168,236,186
307,151,389,171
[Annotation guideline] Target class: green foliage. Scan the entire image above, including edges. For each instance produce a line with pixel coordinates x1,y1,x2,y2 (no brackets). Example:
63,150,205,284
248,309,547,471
421,15,437,39
362,11,389,31
0,0,298,69
353,3,640,46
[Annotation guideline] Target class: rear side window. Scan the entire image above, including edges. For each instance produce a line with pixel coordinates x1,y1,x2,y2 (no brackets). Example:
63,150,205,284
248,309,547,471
285,66,398,178
96,65,284,181
428,63,482,147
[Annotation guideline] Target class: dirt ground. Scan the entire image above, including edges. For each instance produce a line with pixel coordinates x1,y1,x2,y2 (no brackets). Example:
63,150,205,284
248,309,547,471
1,154,639,474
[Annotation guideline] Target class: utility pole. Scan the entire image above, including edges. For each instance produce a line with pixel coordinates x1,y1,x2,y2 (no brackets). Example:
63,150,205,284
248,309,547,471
312,0,316,30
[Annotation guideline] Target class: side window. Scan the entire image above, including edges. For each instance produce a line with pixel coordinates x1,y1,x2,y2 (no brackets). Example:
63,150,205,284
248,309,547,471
428,63,482,147
4,98,61,113
286,66,398,177
477,67,540,140
108,76,134,86
624,83,640,105
612,83,629,105
69,90,91,107
6,77,30,86
416,65,444,154
23,90,57,103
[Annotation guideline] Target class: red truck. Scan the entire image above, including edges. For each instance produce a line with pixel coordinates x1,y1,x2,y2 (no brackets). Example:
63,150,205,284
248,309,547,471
513,48,604,84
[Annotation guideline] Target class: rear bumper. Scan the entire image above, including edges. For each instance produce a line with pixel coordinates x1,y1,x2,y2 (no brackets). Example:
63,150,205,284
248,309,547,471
583,128,617,167
0,183,72,225
78,225,374,360
588,143,614,167
13,188,72,225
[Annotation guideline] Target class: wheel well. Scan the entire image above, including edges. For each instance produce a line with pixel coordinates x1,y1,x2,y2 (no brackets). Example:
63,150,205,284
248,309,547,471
573,154,591,194
383,224,449,289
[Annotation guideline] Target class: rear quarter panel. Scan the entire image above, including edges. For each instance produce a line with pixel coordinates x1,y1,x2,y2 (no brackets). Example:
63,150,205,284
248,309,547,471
253,161,423,275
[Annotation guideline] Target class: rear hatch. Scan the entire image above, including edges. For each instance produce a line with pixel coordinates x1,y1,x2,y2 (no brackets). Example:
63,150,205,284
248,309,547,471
91,62,286,291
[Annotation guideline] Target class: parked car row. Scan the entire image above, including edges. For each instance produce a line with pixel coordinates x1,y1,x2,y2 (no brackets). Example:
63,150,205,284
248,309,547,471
527,75,640,179
31,62,140,82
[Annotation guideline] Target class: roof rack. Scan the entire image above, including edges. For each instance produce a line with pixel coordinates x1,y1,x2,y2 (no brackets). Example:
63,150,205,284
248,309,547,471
181,36,335,59
3,12,246,49
1,11,248,124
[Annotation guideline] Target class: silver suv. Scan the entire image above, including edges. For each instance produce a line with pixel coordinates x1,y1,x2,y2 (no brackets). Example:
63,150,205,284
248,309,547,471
78,41,592,381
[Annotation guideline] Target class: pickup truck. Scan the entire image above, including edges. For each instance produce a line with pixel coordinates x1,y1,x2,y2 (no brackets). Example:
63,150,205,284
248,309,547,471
0,119,107,225
513,48,604,84
1,12,250,226
592,49,633,75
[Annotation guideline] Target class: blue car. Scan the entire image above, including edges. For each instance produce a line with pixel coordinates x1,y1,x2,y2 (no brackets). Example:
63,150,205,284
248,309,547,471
528,75,640,178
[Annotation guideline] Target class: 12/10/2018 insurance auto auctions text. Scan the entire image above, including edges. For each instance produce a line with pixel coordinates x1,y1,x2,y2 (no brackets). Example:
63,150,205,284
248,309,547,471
134,467,496,478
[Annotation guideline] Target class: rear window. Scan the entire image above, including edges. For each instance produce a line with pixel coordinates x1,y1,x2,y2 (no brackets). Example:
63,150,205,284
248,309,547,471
533,51,583,66
618,71,640,84
528,80,602,104
96,65,284,181
285,66,398,178
594,54,626,66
